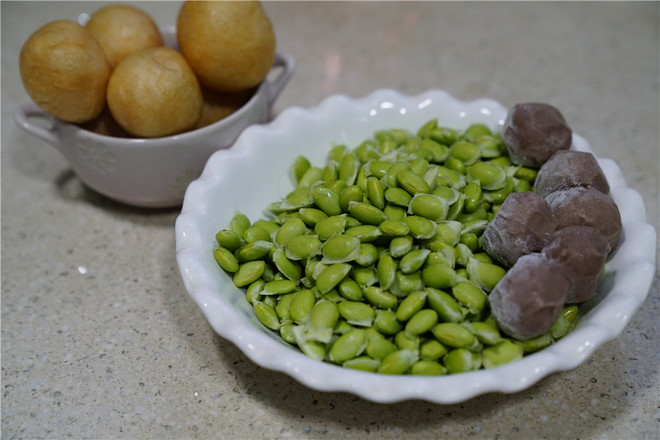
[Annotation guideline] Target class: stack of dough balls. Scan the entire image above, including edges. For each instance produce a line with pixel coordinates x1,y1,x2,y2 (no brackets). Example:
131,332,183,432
18,1,276,138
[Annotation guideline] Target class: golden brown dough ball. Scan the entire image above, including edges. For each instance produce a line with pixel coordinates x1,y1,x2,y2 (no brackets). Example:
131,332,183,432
19,19,110,123
85,4,163,70
107,46,203,138
195,87,255,129
177,0,276,92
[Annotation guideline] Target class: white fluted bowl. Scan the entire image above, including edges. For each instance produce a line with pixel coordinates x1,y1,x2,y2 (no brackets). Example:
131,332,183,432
175,89,656,404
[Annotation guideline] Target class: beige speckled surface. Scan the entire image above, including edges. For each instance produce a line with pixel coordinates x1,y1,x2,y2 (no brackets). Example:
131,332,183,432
2,1,658,439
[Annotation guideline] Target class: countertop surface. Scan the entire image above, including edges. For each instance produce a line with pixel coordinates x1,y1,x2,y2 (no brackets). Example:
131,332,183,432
2,2,658,439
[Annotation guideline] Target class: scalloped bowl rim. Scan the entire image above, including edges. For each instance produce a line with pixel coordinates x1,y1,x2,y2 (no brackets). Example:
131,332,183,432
175,89,656,404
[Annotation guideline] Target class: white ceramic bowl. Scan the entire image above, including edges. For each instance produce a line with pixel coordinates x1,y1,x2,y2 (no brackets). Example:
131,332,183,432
14,27,295,208
175,89,656,404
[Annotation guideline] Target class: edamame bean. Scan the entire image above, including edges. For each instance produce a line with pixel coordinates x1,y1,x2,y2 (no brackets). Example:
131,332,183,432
329,328,367,363
309,300,340,331
343,356,380,372
379,219,410,237
291,155,311,184
312,185,342,216
384,187,413,207
339,185,364,212
422,263,457,289
289,289,317,324
366,176,385,209
314,215,346,240
363,286,398,310
482,340,523,369
366,337,397,360
348,201,387,225
383,204,407,221
233,261,266,287
345,225,383,242
337,278,363,301
389,235,414,257
450,141,480,165
443,348,481,374
452,281,488,314
285,235,322,260
355,243,379,266
466,257,506,292
408,194,448,221
262,279,297,295
398,169,431,195
275,292,295,321
299,208,329,227
373,309,403,335
406,309,439,335
313,262,350,293
215,229,242,251
419,339,448,360
213,246,239,273
352,267,378,287
272,248,303,282
404,215,436,239
432,322,476,349
229,212,251,238
399,249,431,274
338,152,360,186
246,279,265,305
254,301,281,331
395,290,427,322
410,360,446,376
321,234,361,263
376,253,397,290
378,349,417,375
338,301,376,327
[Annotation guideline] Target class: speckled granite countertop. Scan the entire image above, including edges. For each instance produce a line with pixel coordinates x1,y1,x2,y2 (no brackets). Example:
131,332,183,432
2,1,658,439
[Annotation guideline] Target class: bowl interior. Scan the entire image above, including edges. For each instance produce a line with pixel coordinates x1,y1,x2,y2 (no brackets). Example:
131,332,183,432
175,89,656,403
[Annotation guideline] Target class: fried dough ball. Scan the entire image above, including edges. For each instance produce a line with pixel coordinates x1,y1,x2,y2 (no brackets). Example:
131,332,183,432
177,0,276,91
19,20,110,123
194,87,255,129
85,4,163,70
107,47,203,138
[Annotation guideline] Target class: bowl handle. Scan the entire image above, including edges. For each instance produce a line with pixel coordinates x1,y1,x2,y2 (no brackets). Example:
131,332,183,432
13,102,61,147
266,52,296,106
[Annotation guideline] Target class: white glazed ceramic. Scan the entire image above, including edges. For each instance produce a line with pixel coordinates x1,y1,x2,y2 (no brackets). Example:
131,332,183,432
14,27,295,208
175,89,656,404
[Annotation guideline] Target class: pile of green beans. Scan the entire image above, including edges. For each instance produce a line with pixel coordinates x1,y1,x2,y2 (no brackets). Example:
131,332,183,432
212,120,578,375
